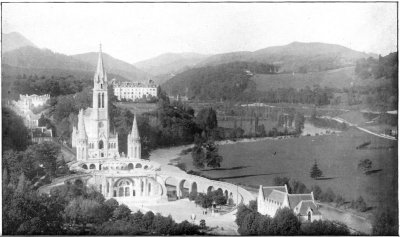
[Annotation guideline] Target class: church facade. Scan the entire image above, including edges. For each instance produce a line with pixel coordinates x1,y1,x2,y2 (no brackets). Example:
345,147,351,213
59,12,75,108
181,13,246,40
70,46,166,203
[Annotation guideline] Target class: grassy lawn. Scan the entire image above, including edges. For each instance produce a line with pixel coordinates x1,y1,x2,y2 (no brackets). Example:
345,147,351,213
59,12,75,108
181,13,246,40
179,128,397,209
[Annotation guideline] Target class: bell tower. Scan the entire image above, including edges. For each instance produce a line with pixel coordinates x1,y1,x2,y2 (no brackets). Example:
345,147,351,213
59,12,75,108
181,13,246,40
93,44,110,159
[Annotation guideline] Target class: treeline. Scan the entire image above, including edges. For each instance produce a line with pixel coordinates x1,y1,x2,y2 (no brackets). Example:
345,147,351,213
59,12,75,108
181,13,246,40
12,74,92,97
163,61,277,101
355,52,398,81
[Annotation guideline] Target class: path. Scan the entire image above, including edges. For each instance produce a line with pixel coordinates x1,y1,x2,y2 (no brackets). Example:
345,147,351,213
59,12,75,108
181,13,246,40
321,116,396,140
146,144,255,235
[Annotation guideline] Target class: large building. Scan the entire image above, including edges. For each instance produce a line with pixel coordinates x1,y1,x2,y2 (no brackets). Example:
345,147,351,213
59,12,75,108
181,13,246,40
70,46,166,203
257,185,322,222
112,80,158,101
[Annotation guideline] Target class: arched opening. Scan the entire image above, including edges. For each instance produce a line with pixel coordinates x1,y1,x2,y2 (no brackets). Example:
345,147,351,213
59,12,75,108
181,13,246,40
224,190,229,199
89,164,96,169
115,178,134,197
207,186,214,194
98,93,101,108
102,93,105,108
216,188,223,195
135,163,142,168
191,182,198,197
308,212,311,221
178,180,190,198
128,163,134,170
82,164,88,169
99,140,104,149
165,177,179,201
148,183,151,194
144,165,148,170
99,164,102,170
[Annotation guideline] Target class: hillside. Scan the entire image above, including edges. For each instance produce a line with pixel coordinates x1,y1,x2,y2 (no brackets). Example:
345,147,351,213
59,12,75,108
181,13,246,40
134,52,208,77
197,42,372,73
252,67,357,90
2,32,37,52
162,61,276,100
72,52,147,81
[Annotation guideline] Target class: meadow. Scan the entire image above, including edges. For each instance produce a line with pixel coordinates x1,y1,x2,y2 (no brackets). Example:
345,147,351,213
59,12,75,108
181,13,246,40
179,128,397,210
252,66,392,90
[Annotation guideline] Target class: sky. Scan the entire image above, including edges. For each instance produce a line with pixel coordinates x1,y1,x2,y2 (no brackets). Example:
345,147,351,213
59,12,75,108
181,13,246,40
2,2,398,64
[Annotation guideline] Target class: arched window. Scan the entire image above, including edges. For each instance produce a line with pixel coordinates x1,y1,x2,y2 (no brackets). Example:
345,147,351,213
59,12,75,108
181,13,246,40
148,183,151,193
102,93,105,108
98,93,101,108
308,212,311,221
99,140,104,149
89,164,96,169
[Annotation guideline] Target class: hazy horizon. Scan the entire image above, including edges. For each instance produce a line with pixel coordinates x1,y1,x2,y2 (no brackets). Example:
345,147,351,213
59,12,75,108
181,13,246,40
3,3,397,64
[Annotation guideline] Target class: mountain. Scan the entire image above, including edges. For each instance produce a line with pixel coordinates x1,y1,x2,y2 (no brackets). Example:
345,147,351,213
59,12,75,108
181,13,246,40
2,32,37,52
196,42,373,73
2,46,147,83
134,52,209,77
72,52,147,81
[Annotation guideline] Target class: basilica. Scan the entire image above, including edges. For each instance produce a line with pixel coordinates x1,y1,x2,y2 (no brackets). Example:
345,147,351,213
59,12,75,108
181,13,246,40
70,46,166,203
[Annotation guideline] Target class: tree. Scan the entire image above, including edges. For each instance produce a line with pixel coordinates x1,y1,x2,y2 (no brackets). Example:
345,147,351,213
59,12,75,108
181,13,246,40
195,107,218,136
351,196,368,212
112,204,131,220
300,220,350,235
270,207,301,235
321,187,336,202
199,219,206,229
358,159,373,174
311,185,323,200
310,160,323,179
2,107,30,151
25,141,61,179
294,112,305,134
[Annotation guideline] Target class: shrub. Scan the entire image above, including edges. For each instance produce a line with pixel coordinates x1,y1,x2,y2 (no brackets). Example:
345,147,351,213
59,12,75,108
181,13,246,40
321,188,336,202
311,185,323,200
300,220,350,235
351,196,368,212
335,195,345,207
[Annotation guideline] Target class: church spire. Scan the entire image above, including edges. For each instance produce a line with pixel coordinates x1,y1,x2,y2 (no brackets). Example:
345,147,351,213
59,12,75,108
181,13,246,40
94,43,107,83
78,109,87,139
131,115,140,139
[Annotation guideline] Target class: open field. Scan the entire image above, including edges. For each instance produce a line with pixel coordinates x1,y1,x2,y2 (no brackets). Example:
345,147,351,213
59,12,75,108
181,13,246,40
252,66,392,90
179,128,397,210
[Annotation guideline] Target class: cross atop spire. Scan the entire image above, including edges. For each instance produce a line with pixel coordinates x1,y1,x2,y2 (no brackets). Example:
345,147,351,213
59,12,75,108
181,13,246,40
94,43,107,83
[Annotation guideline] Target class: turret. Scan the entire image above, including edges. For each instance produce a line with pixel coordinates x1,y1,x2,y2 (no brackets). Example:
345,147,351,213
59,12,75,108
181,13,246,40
76,109,88,161
127,115,141,159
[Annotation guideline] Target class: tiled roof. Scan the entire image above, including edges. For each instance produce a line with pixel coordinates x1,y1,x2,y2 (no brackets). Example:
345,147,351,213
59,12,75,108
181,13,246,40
288,193,313,209
295,200,321,216
267,189,287,204
262,185,287,199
